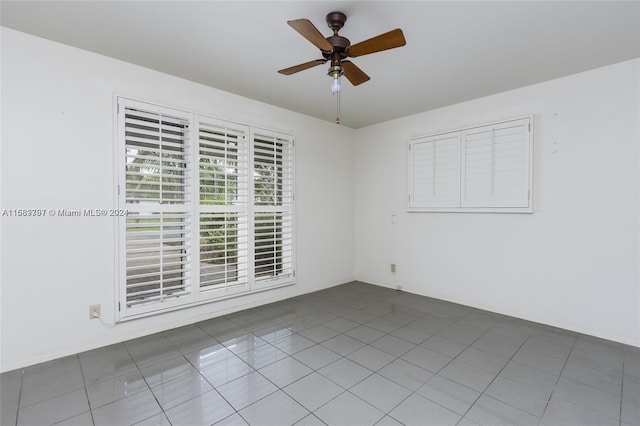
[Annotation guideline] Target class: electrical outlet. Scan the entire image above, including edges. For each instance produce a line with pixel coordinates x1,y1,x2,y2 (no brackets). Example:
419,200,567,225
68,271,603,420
89,304,101,319
390,263,396,273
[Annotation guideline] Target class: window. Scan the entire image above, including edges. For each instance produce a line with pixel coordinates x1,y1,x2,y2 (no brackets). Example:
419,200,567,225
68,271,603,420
120,103,192,312
116,98,295,319
198,118,250,299
253,131,294,286
408,116,533,213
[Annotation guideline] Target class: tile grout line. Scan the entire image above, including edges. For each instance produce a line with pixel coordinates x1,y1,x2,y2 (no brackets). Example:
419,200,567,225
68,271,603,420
452,326,529,424
15,359,93,426
190,323,265,423
13,369,24,426
122,336,175,425
278,333,366,423
312,336,412,419
264,292,457,422
376,321,456,424
200,319,348,424
410,312,510,423
379,312,500,424
77,354,97,426
352,307,497,424
447,315,502,426
619,349,625,426
537,334,578,422
255,298,414,425
170,327,234,420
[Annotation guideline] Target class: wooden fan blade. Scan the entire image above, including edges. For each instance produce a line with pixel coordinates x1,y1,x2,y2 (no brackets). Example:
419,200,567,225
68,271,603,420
278,59,326,75
342,61,370,86
348,28,406,57
287,19,333,52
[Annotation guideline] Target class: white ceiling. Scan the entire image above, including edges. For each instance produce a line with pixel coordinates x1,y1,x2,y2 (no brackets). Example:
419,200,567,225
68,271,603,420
2,1,639,128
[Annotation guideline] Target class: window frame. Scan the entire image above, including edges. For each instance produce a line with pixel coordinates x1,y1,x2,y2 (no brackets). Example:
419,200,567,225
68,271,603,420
196,117,252,302
116,100,195,317
115,97,295,320
251,129,295,290
408,116,533,213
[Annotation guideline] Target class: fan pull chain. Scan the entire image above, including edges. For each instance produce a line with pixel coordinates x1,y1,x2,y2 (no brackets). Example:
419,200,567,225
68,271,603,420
335,88,341,124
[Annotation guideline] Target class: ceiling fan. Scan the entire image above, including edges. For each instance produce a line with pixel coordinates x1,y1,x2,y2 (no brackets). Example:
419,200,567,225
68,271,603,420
278,11,407,90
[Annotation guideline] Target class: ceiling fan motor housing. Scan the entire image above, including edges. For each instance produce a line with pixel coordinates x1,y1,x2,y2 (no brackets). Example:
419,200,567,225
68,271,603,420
323,36,350,65
323,12,350,67
326,11,347,31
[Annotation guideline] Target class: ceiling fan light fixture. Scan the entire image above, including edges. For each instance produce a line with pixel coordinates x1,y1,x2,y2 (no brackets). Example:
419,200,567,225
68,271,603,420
328,65,343,94
331,76,341,94
327,65,343,123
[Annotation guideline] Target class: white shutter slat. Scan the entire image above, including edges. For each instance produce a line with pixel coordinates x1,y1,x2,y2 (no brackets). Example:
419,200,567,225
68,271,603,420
253,131,294,285
124,106,191,205
462,118,530,208
254,211,293,282
124,211,191,308
124,132,188,149
254,133,293,209
198,117,251,295
199,211,249,290
199,120,248,207
409,132,461,208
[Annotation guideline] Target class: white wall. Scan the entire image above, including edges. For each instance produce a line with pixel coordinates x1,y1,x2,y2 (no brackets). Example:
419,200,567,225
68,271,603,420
2,28,638,373
0,28,356,372
354,59,640,347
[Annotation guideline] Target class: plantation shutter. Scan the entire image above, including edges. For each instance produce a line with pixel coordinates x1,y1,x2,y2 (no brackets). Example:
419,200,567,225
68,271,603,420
117,97,296,320
409,131,461,208
461,118,531,208
125,212,191,308
252,130,294,286
198,119,250,298
408,116,532,213
119,99,193,315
